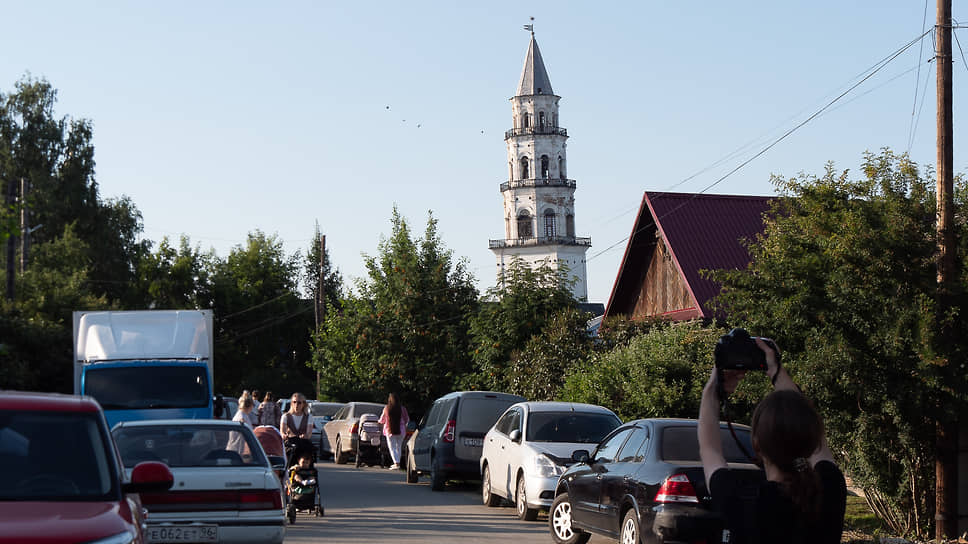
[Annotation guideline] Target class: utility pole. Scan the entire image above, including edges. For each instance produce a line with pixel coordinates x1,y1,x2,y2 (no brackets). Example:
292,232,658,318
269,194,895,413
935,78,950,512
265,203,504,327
935,0,958,539
5,179,16,301
315,235,326,399
19,177,28,274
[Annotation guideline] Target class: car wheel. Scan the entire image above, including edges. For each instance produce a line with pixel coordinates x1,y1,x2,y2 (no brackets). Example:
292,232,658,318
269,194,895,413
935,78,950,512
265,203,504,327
482,464,501,507
549,493,590,544
620,508,640,544
430,457,445,491
516,474,538,521
334,436,348,465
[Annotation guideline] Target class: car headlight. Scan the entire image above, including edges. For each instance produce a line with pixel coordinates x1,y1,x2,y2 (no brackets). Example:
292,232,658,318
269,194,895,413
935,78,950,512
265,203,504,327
86,531,136,544
531,455,564,478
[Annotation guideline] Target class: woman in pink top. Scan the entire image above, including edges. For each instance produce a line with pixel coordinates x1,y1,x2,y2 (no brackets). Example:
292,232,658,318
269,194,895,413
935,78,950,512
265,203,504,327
378,392,409,470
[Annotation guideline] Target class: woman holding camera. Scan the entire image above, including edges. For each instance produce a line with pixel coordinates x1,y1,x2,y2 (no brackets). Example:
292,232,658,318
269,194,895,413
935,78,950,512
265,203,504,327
698,337,846,543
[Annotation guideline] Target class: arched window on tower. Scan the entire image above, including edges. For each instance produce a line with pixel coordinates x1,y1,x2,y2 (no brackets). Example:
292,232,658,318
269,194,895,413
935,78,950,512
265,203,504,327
566,214,575,238
517,211,533,239
540,155,550,179
544,209,557,238
520,157,530,179
558,156,566,179
523,113,530,128
539,111,545,130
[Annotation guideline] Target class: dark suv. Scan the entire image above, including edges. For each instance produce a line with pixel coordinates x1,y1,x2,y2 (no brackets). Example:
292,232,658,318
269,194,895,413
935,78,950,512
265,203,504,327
406,391,525,490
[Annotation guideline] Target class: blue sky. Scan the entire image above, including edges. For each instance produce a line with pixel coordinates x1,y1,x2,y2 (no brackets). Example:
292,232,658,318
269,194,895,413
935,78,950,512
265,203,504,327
2,2,966,304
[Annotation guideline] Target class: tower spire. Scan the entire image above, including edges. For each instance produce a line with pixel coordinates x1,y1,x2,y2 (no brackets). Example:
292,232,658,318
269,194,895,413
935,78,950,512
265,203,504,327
516,19,554,97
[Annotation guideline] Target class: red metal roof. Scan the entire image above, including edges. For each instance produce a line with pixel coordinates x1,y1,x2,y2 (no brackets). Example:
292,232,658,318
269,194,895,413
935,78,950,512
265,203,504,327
605,191,776,319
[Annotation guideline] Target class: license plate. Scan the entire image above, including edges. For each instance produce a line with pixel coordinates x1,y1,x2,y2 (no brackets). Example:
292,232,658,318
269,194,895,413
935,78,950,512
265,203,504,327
463,438,483,447
147,525,218,543
371,437,381,446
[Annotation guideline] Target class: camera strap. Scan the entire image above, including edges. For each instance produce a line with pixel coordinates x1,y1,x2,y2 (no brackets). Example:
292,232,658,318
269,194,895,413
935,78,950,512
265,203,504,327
718,368,758,464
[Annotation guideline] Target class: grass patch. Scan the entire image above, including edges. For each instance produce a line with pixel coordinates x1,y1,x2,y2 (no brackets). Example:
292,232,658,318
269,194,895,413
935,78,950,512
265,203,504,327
843,495,885,536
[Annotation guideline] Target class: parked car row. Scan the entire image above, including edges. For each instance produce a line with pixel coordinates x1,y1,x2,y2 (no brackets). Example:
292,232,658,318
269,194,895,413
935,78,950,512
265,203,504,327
390,389,760,544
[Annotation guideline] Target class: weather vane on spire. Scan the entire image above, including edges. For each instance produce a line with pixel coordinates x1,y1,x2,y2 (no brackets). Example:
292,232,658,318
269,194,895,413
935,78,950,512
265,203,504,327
523,16,534,35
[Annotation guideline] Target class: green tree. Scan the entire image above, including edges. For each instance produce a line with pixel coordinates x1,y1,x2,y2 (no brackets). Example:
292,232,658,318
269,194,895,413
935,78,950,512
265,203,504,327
212,231,313,397
134,235,215,310
506,307,593,400
466,257,576,391
312,208,478,409
559,321,768,422
709,150,968,537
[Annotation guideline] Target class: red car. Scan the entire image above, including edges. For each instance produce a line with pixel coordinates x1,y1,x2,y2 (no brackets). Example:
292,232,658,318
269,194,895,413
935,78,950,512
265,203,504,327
0,391,173,544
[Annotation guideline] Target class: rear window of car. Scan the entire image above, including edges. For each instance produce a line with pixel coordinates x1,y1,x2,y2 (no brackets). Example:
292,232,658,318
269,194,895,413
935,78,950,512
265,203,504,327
526,411,621,443
310,403,342,417
113,424,268,468
0,411,117,501
455,397,521,432
350,403,384,418
661,426,754,463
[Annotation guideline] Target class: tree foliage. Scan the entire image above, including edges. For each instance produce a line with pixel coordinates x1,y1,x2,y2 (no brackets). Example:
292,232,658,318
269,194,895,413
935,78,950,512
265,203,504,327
466,257,577,391
709,150,968,537
312,208,478,410
506,307,594,400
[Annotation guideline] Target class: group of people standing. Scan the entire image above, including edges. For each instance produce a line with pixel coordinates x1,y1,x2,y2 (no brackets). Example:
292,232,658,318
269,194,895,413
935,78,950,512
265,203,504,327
233,390,283,429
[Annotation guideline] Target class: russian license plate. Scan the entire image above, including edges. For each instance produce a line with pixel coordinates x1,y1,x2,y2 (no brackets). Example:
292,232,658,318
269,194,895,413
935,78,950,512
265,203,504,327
147,524,218,543
370,437,381,446
463,438,483,447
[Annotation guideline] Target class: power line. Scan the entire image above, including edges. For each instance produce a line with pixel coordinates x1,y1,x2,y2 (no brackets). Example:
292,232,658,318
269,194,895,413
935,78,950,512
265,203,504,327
587,29,932,264
908,0,931,151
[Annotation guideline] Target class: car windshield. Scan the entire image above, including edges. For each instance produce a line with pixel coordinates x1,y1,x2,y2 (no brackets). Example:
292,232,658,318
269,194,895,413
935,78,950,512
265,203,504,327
661,426,755,463
526,411,621,443
0,411,117,501
113,424,268,468
311,403,342,417
84,365,209,410
456,398,520,432
350,403,384,418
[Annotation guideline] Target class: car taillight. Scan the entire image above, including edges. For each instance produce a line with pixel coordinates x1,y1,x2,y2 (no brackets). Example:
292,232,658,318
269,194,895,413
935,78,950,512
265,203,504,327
442,420,456,443
351,422,359,435
654,473,699,504
140,490,282,511
240,490,283,510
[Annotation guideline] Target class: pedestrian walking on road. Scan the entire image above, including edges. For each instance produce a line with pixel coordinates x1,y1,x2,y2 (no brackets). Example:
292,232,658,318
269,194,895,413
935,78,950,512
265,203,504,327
259,391,281,428
379,392,409,470
239,390,260,427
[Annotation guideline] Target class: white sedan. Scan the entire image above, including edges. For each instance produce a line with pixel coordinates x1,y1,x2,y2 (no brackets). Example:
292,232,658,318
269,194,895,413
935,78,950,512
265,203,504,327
480,402,622,521
112,419,286,544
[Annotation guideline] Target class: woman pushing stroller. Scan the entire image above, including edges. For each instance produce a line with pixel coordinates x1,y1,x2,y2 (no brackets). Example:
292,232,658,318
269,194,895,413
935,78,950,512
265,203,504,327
281,392,315,467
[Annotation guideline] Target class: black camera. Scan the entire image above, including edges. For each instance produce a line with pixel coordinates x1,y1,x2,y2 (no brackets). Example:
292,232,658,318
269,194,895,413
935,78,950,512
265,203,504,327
714,328,776,370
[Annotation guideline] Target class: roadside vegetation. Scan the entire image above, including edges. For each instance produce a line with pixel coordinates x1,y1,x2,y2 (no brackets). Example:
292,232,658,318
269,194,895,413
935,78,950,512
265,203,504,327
2,76,966,540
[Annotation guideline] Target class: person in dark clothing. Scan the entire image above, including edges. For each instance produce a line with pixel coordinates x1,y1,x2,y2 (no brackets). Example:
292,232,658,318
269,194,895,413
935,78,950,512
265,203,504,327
698,338,847,544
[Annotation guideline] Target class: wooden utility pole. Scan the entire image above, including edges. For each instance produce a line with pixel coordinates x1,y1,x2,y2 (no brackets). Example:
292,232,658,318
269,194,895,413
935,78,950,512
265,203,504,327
935,0,958,539
5,179,16,301
315,235,326,398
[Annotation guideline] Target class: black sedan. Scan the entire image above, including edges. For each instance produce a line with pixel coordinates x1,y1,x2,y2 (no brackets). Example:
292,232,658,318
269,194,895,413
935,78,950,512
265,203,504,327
549,418,763,544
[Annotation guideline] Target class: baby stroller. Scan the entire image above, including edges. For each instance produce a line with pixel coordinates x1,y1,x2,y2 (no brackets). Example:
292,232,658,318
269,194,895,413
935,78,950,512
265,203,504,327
355,413,390,468
253,426,286,483
284,437,316,469
285,459,323,522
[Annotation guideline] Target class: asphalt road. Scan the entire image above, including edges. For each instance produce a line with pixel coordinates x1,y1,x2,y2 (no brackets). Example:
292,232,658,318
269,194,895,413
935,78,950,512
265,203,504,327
283,460,554,544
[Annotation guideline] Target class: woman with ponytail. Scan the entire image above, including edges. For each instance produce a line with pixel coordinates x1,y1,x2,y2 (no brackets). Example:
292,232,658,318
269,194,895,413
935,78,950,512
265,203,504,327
698,338,846,543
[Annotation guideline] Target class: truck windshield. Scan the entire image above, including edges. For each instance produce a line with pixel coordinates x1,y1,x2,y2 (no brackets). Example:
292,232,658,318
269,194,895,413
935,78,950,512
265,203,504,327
0,411,118,501
85,366,209,410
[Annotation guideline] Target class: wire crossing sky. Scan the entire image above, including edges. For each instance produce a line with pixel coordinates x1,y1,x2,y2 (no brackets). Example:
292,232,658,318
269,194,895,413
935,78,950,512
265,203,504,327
1,2,966,304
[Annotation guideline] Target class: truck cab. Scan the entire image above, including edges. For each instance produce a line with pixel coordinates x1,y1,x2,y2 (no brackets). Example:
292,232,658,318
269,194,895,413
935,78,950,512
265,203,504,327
74,310,215,428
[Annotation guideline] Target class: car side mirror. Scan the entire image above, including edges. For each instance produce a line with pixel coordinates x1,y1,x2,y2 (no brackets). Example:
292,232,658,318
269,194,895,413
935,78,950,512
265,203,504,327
213,394,225,419
571,449,590,464
406,420,417,431
123,461,174,494
509,429,522,443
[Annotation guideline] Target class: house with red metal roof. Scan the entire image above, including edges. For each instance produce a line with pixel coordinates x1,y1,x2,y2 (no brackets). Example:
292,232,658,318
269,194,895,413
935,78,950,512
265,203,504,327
604,191,777,321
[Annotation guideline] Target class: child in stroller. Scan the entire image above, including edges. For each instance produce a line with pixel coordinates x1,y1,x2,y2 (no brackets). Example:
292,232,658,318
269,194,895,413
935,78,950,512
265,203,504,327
286,451,323,522
355,413,390,468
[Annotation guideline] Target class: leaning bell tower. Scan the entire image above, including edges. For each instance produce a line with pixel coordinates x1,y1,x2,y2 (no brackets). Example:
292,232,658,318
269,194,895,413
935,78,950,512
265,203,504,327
489,28,590,301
